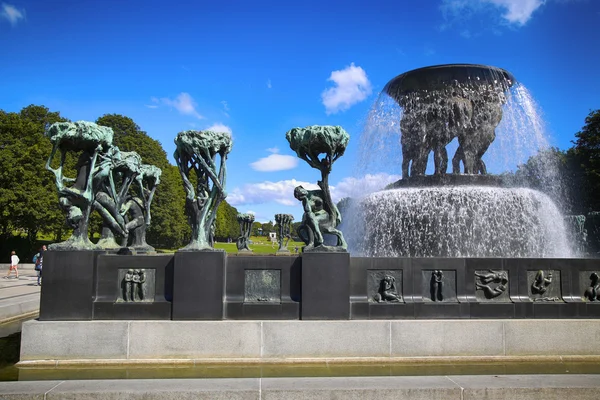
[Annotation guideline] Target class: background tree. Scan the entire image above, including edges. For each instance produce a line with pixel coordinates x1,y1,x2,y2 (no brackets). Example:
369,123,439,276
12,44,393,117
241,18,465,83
261,221,274,235
570,109,600,212
251,221,262,236
0,106,68,242
214,200,239,241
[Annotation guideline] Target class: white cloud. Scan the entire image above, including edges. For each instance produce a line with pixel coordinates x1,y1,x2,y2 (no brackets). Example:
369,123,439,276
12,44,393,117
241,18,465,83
267,79,272,89
321,63,372,115
266,147,279,154
145,104,158,109
441,0,546,27
206,123,232,134
487,0,546,25
1,3,24,26
228,179,319,206
250,154,299,172
160,92,204,119
227,173,401,208
329,173,401,202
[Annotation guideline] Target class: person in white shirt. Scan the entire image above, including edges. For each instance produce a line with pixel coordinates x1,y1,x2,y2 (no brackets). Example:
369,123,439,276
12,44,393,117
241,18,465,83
5,251,19,279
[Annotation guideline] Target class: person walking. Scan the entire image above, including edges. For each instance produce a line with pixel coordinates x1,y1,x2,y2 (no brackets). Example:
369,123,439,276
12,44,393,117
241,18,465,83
5,251,20,279
35,245,46,286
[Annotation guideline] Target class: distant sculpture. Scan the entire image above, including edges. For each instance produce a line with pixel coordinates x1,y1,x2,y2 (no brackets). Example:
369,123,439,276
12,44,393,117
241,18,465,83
475,269,508,299
286,125,348,252
275,214,294,253
236,213,255,252
531,270,553,295
45,121,114,250
174,130,232,251
430,270,443,301
584,272,600,302
374,275,401,303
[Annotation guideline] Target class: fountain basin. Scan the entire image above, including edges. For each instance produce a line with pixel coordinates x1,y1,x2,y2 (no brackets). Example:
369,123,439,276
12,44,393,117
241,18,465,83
384,63,515,98
353,186,572,258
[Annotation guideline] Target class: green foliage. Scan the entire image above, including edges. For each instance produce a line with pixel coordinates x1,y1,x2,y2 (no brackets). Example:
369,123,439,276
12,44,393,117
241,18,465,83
251,221,262,236
261,220,274,234
0,105,69,244
214,200,239,240
570,110,600,212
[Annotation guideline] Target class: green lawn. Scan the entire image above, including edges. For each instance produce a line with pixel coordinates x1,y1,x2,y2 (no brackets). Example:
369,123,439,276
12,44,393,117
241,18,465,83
29,231,303,255
215,238,303,255
157,236,304,254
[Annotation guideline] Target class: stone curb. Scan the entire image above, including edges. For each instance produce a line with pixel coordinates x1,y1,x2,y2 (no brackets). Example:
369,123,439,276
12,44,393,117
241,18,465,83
0,376,599,399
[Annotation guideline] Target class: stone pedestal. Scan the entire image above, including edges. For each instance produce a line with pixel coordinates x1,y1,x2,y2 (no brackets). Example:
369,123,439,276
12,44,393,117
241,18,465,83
172,251,225,320
93,254,173,320
225,256,300,319
301,252,350,320
39,250,98,321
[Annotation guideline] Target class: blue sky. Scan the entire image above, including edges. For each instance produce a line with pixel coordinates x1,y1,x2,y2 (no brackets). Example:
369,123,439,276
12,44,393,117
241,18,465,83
1,0,599,222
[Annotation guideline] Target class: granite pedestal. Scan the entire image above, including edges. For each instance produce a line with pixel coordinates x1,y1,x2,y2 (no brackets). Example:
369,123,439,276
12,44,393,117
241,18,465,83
172,250,225,320
301,252,350,320
93,254,173,320
39,250,98,321
225,255,300,319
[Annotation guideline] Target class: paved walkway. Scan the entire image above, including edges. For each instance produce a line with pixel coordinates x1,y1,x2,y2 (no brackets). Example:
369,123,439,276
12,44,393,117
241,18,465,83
1,375,600,399
0,265,40,324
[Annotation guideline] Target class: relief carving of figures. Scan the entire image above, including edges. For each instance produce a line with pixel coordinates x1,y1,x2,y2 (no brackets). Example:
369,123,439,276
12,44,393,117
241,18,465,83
123,269,134,302
236,213,255,252
286,125,348,252
121,269,147,302
430,270,443,301
475,269,508,299
584,272,600,302
374,275,402,303
275,213,294,253
174,130,232,251
531,270,560,302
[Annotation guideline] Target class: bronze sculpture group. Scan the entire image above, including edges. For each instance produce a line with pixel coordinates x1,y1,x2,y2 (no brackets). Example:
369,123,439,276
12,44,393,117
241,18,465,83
46,120,348,253
46,121,161,251
287,125,348,252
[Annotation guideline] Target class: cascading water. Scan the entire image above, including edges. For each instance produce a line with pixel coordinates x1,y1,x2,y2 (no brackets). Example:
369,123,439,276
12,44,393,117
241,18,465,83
344,64,574,258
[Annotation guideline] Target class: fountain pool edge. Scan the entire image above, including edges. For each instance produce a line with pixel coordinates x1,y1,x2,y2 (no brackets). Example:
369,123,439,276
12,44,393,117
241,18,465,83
19,319,600,366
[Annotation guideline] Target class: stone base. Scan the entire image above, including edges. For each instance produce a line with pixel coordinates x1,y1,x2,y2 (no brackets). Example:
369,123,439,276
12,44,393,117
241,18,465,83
20,319,600,363
172,251,225,320
301,252,350,320
39,251,99,321
225,256,300,319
